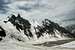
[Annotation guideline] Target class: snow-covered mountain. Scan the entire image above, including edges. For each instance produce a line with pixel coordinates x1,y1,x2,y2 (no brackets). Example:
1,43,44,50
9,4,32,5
0,14,75,43
0,0,75,50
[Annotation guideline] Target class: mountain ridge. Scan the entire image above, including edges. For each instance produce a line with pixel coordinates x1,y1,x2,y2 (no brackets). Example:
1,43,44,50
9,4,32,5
0,14,75,42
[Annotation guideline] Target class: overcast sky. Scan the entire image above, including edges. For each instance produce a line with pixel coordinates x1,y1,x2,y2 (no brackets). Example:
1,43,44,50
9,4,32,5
0,0,75,27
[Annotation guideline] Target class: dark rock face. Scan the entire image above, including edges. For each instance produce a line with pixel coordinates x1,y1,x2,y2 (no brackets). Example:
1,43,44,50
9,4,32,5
34,19,75,38
0,26,6,41
4,14,75,39
6,14,33,39
65,24,75,33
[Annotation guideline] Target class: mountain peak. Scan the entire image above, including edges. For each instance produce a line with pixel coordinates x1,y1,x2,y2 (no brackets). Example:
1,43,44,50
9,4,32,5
2,14,75,41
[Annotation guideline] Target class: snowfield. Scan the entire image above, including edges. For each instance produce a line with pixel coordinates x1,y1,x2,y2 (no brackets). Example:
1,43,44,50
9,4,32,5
0,39,75,50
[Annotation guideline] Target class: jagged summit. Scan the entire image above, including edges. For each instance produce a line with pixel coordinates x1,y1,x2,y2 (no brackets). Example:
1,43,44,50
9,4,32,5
4,14,33,39
34,19,75,38
0,14,75,41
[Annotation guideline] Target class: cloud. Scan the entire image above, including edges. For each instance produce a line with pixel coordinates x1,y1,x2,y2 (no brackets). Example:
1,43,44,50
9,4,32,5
0,0,75,27
17,0,48,11
15,0,32,1
0,0,12,13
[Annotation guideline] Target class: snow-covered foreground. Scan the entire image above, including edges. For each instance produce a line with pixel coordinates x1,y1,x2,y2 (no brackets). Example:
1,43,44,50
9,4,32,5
0,39,75,50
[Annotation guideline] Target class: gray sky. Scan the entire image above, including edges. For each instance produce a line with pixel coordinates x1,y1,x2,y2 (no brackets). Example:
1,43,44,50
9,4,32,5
0,0,75,27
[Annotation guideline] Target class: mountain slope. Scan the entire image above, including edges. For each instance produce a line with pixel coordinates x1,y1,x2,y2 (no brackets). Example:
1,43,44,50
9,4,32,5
0,14,74,42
